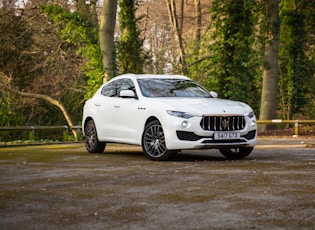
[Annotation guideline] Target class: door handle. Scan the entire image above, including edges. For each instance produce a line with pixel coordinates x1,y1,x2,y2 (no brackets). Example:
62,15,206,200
95,103,101,106
114,105,120,108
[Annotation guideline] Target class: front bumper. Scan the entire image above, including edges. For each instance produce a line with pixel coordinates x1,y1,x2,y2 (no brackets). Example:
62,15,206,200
175,129,256,149
162,115,257,150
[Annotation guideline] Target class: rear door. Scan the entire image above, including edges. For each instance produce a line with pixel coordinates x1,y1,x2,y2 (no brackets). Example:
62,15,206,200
93,80,121,140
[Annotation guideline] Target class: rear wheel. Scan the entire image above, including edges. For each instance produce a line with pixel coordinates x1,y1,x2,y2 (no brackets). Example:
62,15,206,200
84,119,106,153
219,147,253,160
141,120,174,161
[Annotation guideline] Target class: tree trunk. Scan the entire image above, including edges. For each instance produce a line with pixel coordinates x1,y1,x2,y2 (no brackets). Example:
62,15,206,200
100,0,117,83
259,0,280,132
194,0,201,57
166,0,188,76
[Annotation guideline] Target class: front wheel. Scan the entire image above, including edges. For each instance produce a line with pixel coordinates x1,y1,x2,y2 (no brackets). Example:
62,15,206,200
141,120,174,161
84,119,106,153
219,147,253,160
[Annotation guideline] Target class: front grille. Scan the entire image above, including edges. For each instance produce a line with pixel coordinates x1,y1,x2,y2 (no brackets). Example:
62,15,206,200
200,116,245,131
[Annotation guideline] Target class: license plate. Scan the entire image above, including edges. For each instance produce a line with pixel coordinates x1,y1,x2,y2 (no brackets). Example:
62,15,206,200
214,132,240,140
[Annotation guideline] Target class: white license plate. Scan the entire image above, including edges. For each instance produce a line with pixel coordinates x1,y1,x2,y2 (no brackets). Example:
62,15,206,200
214,132,240,140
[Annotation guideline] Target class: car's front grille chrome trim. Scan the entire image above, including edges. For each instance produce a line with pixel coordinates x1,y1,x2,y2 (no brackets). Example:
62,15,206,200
200,116,245,131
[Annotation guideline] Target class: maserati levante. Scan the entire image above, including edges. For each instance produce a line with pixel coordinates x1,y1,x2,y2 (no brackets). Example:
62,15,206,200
82,74,257,160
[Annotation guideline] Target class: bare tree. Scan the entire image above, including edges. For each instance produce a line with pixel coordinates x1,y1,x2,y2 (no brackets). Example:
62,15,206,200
194,0,201,58
0,7,85,128
166,0,188,75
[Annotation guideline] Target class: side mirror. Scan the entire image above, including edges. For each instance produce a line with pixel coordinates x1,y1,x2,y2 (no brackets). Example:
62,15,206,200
120,90,136,98
209,91,218,98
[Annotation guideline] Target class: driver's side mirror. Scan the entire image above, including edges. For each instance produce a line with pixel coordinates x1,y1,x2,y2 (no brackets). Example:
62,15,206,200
120,90,136,98
209,91,218,98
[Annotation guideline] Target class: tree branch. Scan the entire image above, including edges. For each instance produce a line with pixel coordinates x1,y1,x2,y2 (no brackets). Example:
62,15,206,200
0,82,78,140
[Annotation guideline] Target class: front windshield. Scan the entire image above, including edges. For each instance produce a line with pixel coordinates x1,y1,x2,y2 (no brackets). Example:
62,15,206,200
137,78,211,98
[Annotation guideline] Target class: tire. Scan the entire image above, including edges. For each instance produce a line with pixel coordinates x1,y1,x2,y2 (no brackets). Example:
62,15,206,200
219,147,253,160
141,120,174,161
84,119,106,153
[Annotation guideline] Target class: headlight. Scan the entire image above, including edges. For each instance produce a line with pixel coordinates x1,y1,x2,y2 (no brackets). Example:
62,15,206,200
246,111,255,118
167,110,197,119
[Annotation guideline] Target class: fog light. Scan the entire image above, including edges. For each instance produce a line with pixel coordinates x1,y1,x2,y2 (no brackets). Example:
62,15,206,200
251,120,256,127
182,121,188,128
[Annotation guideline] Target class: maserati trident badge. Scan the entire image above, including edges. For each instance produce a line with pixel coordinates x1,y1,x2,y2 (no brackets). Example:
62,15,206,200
222,118,229,129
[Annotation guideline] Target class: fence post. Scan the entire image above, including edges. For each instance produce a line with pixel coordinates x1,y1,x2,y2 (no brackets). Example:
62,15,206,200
76,126,81,141
29,126,35,141
294,120,299,136
63,126,68,141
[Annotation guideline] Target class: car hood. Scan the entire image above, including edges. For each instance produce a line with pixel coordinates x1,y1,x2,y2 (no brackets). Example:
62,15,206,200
151,98,252,116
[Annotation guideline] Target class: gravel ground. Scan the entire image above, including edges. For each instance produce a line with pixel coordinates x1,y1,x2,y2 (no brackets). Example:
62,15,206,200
0,137,314,230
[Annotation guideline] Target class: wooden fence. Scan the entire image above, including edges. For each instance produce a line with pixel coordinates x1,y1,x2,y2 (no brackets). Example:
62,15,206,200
258,120,315,136
0,125,82,142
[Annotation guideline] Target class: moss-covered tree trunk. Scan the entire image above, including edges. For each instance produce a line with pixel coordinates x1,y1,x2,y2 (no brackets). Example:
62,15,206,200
100,0,117,83
116,0,145,74
259,0,280,131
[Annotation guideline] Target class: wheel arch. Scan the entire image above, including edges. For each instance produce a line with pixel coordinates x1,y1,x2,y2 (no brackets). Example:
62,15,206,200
144,116,160,128
83,116,94,136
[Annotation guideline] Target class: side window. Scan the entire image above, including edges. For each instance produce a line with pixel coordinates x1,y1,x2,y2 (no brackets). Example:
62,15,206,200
101,80,120,97
120,78,135,92
101,78,135,97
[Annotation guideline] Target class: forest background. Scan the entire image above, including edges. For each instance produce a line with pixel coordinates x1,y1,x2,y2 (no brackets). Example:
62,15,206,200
0,0,314,141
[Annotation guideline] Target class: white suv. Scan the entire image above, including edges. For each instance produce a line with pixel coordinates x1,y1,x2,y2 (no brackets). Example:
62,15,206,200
82,74,257,161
